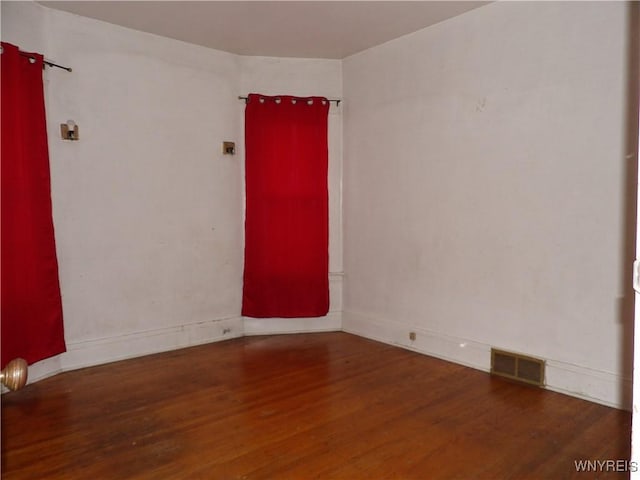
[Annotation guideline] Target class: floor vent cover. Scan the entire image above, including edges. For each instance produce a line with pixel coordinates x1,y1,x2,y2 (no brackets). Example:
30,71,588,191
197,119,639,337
491,348,545,387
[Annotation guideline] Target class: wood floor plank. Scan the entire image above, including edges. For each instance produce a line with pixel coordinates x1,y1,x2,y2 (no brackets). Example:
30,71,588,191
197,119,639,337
1,332,631,479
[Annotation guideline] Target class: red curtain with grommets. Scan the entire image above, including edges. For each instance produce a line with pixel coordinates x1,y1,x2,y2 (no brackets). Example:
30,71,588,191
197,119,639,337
1,42,66,367
242,93,330,318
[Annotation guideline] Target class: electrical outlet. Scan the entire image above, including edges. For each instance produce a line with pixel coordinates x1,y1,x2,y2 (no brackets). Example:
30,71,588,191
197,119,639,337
409,332,416,341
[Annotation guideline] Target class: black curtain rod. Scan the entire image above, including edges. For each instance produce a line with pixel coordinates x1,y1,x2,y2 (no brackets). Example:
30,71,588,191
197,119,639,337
43,59,72,72
238,95,340,106
18,52,72,72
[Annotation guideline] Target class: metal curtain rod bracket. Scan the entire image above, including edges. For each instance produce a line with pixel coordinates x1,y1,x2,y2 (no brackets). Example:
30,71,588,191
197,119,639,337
238,96,340,106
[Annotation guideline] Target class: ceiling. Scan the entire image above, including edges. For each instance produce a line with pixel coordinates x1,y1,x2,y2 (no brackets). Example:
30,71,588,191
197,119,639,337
38,1,488,59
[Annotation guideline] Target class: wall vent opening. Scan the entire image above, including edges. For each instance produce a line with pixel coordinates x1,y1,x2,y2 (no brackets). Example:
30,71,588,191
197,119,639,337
491,348,545,387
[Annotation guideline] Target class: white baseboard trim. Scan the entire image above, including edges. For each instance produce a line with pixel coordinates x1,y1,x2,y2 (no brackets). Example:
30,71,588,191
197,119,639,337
22,316,244,386
545,360,632,411
12,309,630,410
342,310,630,410
6,274,346,391
243,311,342,336
22,355,64,388
18,312,341,389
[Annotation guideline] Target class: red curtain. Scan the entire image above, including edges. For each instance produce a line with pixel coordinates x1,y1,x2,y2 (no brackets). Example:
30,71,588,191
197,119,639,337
1,42,66,367
242,94,330,318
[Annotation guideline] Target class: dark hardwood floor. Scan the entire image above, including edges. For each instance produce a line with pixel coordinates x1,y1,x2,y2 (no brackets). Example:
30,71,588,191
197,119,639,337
1,332,631,479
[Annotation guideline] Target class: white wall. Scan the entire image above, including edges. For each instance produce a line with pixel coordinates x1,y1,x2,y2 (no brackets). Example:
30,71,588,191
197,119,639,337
4,1,634,410
343,1,634,408
1,2,342,383
2,1,245,378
